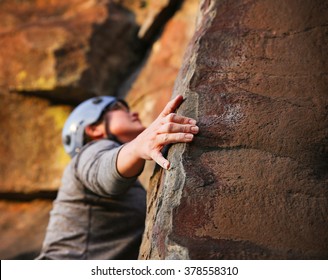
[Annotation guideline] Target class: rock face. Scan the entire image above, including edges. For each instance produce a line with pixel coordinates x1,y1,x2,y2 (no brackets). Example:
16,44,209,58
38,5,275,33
140,0,328,259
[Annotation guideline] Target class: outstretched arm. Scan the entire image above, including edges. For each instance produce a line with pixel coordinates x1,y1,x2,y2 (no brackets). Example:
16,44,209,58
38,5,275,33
116,95,199,178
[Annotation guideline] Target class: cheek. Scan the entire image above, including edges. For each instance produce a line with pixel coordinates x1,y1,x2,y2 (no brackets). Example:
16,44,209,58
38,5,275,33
107,112,130,135
109,122,125,135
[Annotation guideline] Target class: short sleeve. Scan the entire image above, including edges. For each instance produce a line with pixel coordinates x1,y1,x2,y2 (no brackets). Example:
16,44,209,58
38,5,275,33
74,140,139,196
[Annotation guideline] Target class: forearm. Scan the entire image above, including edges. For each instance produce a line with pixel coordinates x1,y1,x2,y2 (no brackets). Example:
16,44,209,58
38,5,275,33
116,139,145,178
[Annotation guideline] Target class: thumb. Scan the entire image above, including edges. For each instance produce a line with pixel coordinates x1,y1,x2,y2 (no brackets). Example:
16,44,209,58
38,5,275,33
151,150,170,170
160,95,184,117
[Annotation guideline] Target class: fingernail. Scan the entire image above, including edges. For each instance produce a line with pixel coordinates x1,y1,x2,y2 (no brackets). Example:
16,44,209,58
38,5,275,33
189,119,197,125
191,126,199,133
185,134,194,140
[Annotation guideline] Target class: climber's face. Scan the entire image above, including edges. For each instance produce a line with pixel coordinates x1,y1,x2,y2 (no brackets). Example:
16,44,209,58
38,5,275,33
104,102,145,143
84,101,145,144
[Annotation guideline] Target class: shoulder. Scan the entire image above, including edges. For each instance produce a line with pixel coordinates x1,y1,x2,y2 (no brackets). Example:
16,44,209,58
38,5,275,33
88,139,120,150
83,139,120,154
72,139,120,163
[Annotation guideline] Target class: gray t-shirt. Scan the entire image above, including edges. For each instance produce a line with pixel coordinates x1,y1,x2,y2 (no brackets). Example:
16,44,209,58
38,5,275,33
37,140,146,260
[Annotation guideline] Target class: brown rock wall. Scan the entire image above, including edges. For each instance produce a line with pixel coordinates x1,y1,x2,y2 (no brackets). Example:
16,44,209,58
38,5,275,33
0,200,52,259
0,93,71,193
140,0,328,259
0,0,145,100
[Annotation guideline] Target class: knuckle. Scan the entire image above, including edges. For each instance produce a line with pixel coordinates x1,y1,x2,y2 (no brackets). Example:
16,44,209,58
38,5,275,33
167,122,174,132
183,133,193,141
167,113,176,122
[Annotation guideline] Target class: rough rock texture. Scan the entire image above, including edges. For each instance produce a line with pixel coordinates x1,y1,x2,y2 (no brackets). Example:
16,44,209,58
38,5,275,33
140,0,328,259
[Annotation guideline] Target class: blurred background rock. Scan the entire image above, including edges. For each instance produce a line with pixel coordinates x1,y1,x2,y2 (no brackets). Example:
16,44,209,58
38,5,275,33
0,0,199,259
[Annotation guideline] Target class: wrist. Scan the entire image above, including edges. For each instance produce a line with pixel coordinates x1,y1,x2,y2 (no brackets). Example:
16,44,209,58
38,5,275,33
116,139,145,178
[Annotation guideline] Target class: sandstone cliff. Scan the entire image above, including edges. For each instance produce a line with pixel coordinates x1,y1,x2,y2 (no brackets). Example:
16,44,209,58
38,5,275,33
140,0,328,259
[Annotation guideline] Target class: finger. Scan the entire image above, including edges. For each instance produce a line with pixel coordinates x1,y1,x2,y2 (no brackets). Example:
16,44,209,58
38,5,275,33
158,133,194,146
160,95,184,117
151,150,170,170
158,122,199,134
165,113,197,125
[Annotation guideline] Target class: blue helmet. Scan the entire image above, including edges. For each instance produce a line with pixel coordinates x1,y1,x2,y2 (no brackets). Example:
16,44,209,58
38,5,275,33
62,96,117,157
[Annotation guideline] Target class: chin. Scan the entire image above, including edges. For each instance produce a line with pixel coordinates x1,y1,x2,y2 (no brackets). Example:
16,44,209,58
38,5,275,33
135,123,145,131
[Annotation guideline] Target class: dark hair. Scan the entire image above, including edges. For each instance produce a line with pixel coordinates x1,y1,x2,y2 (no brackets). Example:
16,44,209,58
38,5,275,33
82,100,129,145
